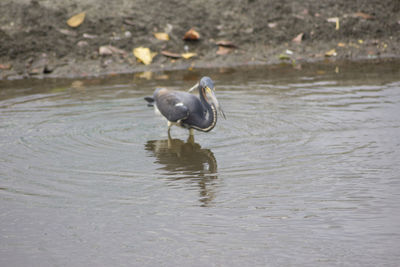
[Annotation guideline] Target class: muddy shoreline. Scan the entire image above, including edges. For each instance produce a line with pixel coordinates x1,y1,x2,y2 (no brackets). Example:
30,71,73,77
1,0,399,80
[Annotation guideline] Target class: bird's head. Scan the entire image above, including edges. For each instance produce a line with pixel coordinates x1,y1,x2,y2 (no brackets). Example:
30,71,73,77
189,77,226,119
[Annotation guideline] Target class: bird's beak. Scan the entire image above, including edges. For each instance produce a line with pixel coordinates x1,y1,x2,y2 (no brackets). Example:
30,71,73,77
206,87,226,119
188,83,199,93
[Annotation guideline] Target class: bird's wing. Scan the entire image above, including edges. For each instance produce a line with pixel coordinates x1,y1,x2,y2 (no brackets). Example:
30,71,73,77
154,89,190,122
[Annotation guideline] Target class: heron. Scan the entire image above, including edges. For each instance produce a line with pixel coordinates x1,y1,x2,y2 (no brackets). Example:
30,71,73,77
145,76,225,137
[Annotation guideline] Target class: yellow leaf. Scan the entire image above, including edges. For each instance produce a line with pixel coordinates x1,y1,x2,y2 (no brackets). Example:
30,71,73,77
327,17,339,30
325,49,337,57
137,71,153,80
337,42,346,47
181,52,197,59
133,47,157,65
154,32,170,41
67,12,86,28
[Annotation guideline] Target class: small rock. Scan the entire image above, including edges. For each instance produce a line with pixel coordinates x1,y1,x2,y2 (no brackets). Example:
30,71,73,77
77,40,89,47
58,28,78,37
124,31,132,38
83,33,98,39
99,46,113,56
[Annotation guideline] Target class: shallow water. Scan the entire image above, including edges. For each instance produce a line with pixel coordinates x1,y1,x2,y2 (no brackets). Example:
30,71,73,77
1,62,400,266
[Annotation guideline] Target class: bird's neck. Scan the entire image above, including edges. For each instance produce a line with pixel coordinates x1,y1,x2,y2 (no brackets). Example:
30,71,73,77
196,88,217,132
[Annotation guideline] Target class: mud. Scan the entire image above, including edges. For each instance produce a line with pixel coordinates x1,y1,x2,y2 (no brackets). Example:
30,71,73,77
1,0,399,79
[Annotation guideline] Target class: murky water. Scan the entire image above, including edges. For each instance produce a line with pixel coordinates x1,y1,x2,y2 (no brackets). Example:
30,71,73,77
1,62,400,266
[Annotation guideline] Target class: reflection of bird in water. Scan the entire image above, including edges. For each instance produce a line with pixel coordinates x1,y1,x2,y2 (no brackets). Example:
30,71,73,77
145,137,218,206
145,76,225,138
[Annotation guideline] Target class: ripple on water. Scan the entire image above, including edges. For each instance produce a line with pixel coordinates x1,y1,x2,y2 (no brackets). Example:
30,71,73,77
1,66,400,266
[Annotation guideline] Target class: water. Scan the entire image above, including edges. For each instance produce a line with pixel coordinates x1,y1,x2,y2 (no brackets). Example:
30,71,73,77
1,62,400,266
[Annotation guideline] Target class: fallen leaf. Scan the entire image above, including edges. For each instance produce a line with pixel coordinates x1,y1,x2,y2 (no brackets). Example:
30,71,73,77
337,42,346,47
353,12,374,19
154,32,170,41
161,51,182,58
327,17,340,30
181,52,197,59
0,63,11,70
268,22,277,28
325,49,337,57
183,28,200,41
278,54,291,60
67,12,86,28
216,40,237,48
136,71,152,80
133,47,156,65
358,39,364,44
107,46,126,55
155,74,169,80
216,46,233,55
292,33,304,44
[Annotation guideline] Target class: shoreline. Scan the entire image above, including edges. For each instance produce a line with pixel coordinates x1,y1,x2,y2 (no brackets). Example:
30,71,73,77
1,0,399,80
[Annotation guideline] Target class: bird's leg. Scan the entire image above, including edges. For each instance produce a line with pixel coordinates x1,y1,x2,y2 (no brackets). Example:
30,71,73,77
167,121,173,134
187,128,195,143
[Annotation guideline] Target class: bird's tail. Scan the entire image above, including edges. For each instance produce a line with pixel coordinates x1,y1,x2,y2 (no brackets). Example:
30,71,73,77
144,96,154,107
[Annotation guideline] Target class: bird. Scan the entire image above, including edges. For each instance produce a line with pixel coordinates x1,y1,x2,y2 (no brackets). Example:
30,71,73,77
144,76,225,137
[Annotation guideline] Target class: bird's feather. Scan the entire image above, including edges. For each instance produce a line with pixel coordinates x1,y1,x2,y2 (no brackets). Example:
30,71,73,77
154,89,191,122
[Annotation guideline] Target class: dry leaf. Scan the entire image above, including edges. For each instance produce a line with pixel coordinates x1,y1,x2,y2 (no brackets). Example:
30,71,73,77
216,40,237,48
181,52,197,59
0,63,11,70
292,33,304,44
161,50,182,59
155,74,169,80
154,32,170,41
183,28,200,41
67,12,86,28
268,22,277,28
108,45,126,55
337,42,346,47
353,12,374,20
216,46,233,55
133,47,156,65
99,45,126,56
325,49,337,57
327,17,340,30
137,71,152,80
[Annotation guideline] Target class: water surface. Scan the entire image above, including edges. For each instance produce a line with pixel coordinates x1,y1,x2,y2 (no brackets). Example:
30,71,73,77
1,62,400,266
